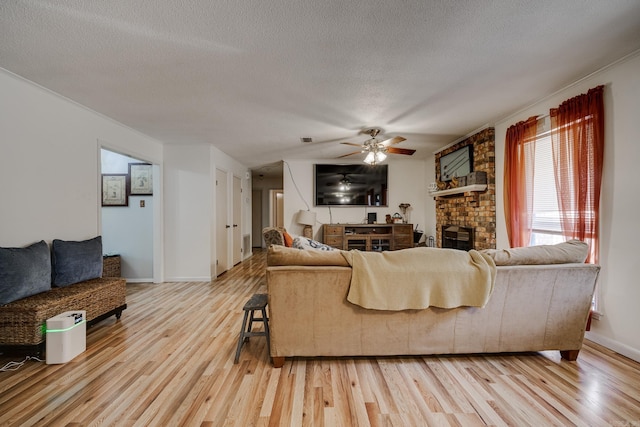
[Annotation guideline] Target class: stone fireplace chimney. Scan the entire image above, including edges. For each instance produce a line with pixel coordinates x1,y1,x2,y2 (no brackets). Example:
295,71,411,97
433,128,496,251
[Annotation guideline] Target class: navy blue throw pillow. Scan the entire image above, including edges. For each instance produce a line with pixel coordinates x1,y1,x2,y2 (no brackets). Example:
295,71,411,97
51,236,103,287
0,240,51,305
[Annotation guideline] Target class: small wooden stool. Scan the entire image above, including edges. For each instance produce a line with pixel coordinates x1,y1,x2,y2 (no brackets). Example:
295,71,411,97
234,293,270,364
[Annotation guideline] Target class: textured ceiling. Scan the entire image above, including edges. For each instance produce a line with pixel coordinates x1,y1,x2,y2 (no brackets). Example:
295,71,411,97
2,0,640,170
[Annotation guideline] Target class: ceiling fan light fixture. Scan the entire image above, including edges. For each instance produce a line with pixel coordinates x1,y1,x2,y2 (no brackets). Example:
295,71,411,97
339,127,412,163
363,147,387,165
363,151,376,164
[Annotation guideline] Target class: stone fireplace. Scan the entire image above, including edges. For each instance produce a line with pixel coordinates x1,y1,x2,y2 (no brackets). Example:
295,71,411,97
434,128,496,251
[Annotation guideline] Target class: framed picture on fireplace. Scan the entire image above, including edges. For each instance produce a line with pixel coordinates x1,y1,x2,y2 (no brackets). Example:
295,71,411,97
439,145,473,182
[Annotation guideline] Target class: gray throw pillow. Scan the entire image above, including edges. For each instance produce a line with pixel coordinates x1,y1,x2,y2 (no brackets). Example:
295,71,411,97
0,240,51,305
51,236,103,287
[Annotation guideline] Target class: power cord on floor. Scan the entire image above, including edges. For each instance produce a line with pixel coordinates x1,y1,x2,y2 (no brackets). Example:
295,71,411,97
0,356,44,372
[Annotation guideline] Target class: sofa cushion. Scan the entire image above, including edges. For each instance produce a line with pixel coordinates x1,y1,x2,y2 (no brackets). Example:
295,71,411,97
262,227,285,246
292,236,336,251
51,236,103,287
0,240,51,305
267,245,349,266
480,240,589,266
283,231,294,247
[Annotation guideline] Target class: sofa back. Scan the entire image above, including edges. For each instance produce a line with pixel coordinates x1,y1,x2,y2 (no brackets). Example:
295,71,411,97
266,246,600,359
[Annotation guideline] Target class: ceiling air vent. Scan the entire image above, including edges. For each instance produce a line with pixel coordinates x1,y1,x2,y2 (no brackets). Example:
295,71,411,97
300,137,313,143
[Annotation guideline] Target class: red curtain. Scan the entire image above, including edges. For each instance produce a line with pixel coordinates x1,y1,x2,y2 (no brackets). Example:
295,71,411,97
504,116,538,248
550,85,604,264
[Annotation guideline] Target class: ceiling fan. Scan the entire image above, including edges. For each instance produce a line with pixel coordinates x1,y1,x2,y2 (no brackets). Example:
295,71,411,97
338,128,416,165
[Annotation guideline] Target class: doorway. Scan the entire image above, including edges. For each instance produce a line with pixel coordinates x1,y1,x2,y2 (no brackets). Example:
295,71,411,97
216,168,229,276
100,148,155,282
270,189,284,228
232,175,242,266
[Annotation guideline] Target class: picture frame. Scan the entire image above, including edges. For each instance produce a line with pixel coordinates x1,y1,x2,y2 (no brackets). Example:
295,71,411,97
129,163,153,195
102,174,129,206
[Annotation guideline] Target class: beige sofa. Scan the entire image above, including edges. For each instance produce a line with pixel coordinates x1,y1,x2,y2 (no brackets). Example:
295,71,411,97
266,245,599,368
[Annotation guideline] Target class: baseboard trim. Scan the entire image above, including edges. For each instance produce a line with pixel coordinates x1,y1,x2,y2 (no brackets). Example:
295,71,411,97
164,277,212,283
585,331,640,363
125,278,154,283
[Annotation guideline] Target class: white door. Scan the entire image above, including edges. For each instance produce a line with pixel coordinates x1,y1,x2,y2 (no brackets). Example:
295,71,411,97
270,189,284,227
216,169,229,276
252,189,262,247
232,175,242,265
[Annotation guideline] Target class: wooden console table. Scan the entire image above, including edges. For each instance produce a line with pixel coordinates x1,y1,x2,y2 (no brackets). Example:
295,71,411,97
323,223,413,251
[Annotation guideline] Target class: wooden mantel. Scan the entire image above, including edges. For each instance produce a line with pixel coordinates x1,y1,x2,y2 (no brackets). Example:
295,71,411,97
429,184,487,198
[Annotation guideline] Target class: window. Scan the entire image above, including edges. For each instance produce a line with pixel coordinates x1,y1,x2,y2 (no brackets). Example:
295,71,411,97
529,131,565,246
505,83,605,315
505,86,603,263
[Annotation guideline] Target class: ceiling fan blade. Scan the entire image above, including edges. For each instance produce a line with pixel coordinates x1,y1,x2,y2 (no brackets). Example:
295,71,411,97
380,136,406,146
340,142,363,147
387,147,416,155
336,151,362,158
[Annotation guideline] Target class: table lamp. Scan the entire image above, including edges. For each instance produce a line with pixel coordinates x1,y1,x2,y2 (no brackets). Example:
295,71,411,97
297,210,316,239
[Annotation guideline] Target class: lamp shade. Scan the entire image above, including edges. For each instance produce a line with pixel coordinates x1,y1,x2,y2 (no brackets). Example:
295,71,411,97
297,210,316,226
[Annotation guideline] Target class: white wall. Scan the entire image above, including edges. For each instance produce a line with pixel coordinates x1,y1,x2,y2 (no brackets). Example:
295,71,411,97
0,70,163,248
101,149,154,281
163,145,213,281
494,51,640,362
282,158,434,242
162,144,251,282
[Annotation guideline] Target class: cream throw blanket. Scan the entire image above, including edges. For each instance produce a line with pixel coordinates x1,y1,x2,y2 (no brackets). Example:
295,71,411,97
342,247,496,310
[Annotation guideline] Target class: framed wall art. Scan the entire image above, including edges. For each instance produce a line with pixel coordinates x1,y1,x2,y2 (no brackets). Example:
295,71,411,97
102,174,129,207
129,163,153,195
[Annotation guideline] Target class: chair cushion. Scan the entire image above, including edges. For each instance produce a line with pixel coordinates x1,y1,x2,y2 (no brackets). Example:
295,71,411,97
51,236,103,287
0,240,51,305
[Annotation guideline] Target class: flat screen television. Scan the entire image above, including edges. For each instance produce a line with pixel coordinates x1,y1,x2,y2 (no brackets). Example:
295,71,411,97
439,144,473,182
315,164,388,206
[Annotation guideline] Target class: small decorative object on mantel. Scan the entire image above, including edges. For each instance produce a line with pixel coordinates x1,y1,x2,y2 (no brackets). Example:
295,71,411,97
392,213,403,223
450,175,459,188
385,214,393,224
466,171,487,185
436,181,447,191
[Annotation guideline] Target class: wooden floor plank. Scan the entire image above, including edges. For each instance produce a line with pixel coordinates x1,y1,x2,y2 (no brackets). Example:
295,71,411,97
1,249,640,426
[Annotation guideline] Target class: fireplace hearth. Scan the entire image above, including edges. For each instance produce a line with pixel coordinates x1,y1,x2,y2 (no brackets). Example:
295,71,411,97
442,225,474,251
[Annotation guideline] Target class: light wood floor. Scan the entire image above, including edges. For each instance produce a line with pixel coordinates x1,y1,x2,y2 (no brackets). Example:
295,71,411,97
1,249,639,426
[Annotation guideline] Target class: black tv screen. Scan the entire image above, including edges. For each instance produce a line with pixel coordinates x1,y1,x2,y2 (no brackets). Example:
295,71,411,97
315,164,388,206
